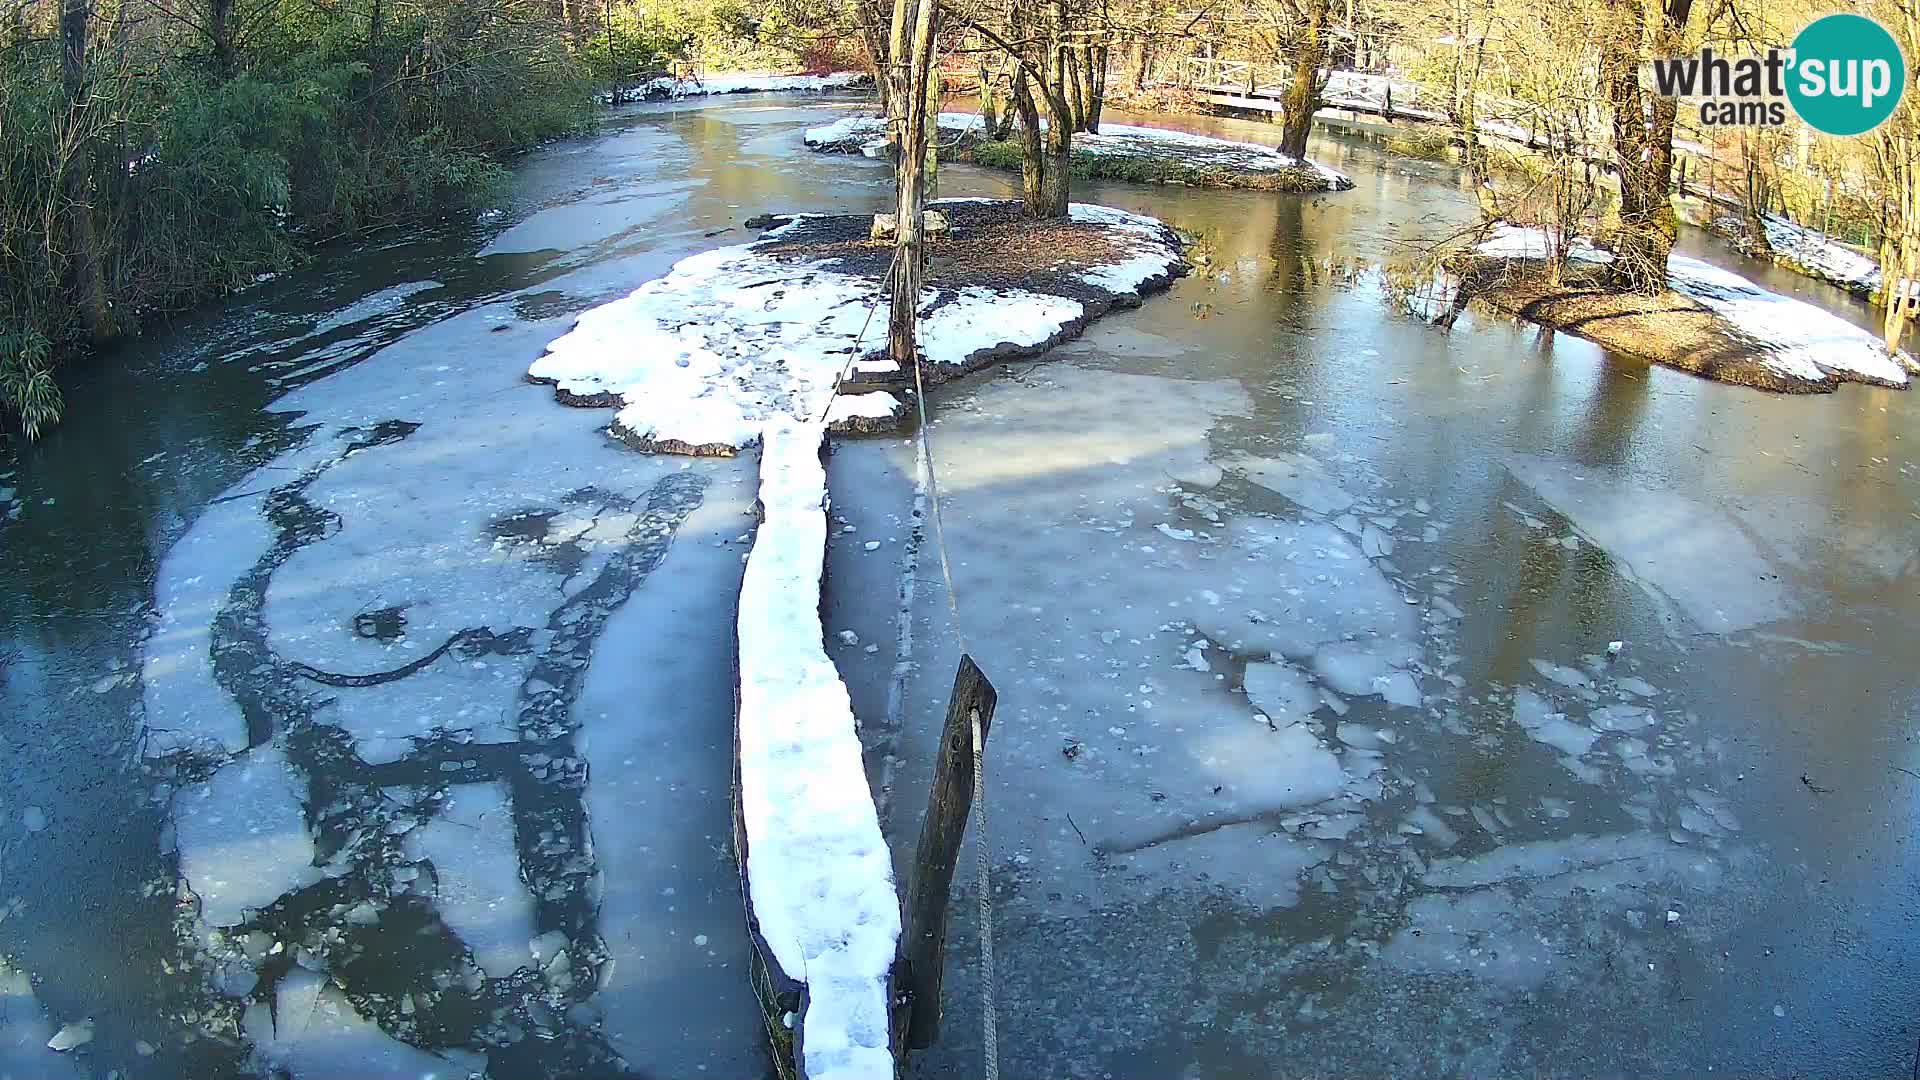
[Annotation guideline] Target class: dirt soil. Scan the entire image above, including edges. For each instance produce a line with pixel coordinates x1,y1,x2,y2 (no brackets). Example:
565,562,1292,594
759,199,1140,307
1452,256,1827,392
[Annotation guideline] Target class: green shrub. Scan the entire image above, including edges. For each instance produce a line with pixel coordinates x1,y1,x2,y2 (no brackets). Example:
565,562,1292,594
0,0,597,438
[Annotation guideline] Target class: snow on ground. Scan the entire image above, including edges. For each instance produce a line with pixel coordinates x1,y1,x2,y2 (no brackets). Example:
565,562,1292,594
172,744,318,927
1505,454,1792,634
606,71,868,104
402,782,537,979
736,421,897,1080
1476,224,1913,390
1665,253,1910,387
243,967,484,1080
1717,212,1883,295
529,202,1186,454
1072,123,1353,187
804,109,1353,187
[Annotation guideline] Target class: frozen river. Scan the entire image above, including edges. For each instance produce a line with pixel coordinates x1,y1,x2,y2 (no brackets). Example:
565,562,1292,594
1,95,1916,1079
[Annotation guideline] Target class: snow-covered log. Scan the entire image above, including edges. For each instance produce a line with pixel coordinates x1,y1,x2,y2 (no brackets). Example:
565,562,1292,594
734,420,899,1080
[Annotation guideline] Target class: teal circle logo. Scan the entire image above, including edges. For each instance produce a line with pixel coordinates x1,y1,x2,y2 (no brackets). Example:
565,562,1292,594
1787,14,1906,135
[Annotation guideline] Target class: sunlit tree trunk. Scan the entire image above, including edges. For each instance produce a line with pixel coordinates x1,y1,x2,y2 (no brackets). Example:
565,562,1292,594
1872,0,1918,351
1278,0,1330,159
1012,67,1047,210
885,0,939,365
1600,0,1692,293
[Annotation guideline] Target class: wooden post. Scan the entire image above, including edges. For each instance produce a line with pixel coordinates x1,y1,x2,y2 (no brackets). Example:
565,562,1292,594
896,654,998,1050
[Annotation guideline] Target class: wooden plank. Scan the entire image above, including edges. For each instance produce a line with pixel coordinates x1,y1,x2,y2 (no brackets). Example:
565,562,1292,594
895,654,998,1051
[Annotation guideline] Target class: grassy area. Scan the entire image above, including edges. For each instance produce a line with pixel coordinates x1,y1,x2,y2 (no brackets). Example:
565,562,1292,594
957,138,1339,193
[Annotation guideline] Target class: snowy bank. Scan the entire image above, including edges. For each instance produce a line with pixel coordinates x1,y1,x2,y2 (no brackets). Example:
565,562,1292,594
603,71,870,104
528,199,1189,452
1459,224,1914,393
803,109,1353,192
735,421,898,1080
1708,211,1882,298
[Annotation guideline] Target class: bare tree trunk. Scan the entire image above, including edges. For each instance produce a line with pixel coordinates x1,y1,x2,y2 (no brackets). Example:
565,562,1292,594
860,0,895,119
1737,131,1773,253
885,0,939,365
1448,0,1490,199
1874,2,1919,350
1063,45,1087,130
60,0,110,344
1012,68,1047,213
1037,0,1072,214
1278,0,1330,159
978,55,999,135
1598,0,1662,292
208,0,234,74
1600,0,1691,293
1083,43,1107,131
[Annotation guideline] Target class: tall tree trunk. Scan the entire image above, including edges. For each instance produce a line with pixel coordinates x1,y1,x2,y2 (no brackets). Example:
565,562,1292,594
1448,0,1490,200
1278,0,1330,159
1037,0,1072,214
1012,68,1047,213
885,0,939,365
1090,44,1107,129
1063,46,1087,130
1599,0,1691,293
978,55,998,136
1873,0,1919,350
60,0,109,344
860,0,894,119
208,0,234,75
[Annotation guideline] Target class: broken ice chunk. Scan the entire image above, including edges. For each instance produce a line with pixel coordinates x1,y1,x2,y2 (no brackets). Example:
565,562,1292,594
1311,643,1421,708
1243,661,1317,725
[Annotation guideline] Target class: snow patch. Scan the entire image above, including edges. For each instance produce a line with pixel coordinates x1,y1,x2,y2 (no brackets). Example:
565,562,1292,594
530,203,1182,453
609,71,869,104
1478,224,1911,389
736,421,897,1080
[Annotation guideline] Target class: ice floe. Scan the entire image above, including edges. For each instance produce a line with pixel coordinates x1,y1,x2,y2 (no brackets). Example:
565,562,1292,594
1505,454,1792,634
173,744,317,928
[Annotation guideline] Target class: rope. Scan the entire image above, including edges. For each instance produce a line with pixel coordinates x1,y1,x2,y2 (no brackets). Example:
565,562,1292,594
971,705,997,1080
908,325,996,1080
809,247,901,428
